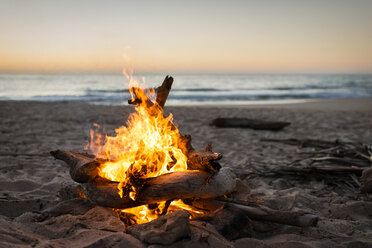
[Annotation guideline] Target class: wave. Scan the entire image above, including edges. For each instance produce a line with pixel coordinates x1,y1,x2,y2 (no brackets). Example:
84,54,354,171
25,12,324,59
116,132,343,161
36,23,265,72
1,74,372,105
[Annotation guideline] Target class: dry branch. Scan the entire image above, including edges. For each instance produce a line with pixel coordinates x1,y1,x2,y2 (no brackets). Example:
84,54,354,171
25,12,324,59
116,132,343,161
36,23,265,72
83,168,237,209
211,118,290,131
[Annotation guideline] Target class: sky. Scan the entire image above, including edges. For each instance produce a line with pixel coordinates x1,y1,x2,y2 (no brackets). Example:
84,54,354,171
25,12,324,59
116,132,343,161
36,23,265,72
0,0,371,74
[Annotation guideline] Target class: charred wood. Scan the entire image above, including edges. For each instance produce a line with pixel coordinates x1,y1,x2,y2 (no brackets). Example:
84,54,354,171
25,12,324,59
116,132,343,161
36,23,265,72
155,76,173,109
211,118,290,131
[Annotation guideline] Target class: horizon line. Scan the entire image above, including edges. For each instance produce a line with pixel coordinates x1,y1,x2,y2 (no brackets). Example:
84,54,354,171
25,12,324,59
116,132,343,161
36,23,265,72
1,70,372,76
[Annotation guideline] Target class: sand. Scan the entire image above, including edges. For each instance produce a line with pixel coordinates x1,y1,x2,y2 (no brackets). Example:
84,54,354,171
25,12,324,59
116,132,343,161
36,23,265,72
0,99,372,247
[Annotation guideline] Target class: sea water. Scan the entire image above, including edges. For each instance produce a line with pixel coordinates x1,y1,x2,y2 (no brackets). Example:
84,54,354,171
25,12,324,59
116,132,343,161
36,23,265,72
0,74,371,106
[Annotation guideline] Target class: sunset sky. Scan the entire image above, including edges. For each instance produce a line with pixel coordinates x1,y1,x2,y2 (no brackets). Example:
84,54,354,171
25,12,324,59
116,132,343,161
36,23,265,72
1,0,371,74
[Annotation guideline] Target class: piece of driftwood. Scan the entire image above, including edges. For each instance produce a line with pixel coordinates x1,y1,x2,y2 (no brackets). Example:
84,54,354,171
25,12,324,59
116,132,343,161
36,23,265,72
205,205,252,240
218,201,318,227
156,75,173,109
83,167,237,209
51,148,222,183
211,118,290,131
360,167,372,193
191,199,317,228
50,150,103,183
127,210,190,245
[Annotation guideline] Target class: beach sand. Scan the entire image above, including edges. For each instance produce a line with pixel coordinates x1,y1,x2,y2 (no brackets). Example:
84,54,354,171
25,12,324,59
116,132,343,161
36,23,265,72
0,99,371,247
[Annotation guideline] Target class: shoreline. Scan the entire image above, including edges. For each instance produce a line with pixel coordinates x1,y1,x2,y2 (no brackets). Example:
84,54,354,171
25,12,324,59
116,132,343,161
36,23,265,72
167,97,372,111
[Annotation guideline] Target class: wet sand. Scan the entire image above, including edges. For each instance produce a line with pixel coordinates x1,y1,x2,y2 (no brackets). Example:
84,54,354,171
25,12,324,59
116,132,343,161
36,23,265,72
0,99,371,247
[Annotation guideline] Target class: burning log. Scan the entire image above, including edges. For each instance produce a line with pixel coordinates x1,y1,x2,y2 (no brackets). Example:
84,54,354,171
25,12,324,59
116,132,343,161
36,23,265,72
128,75,173,110
83,168,236,209
50,149,236,209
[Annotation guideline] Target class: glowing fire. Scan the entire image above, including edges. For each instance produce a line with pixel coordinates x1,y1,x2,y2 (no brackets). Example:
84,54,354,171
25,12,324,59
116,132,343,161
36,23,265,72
120,200,204,224
89,71,200,224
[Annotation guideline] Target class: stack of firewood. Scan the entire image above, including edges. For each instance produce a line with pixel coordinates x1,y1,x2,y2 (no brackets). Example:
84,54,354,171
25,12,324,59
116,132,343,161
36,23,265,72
51,76,318,245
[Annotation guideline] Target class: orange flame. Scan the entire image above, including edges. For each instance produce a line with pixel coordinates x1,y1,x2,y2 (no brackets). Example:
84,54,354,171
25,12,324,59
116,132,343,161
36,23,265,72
120,200,204,224
89,70,201,224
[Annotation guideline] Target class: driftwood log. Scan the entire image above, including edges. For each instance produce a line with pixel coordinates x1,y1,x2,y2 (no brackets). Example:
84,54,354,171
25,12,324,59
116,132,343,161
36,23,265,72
211,118,290,131
192,199,318,228
50,149,320,227
50,150,237,209
84,168,236,209
221,202,318,227
50,149,222,183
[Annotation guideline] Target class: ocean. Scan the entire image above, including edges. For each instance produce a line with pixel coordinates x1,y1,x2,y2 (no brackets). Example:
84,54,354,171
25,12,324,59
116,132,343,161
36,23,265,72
0,74,371,106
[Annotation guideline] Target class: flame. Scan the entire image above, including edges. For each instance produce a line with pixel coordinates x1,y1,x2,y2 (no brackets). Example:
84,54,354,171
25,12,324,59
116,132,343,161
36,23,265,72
119,200,204,225
89,70,200,224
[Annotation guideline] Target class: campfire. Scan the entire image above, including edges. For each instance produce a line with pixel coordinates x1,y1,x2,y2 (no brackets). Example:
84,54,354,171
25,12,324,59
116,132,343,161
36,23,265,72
51,75,318,244
52,75,231,223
